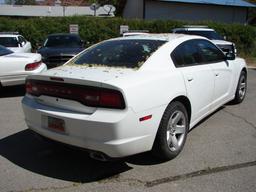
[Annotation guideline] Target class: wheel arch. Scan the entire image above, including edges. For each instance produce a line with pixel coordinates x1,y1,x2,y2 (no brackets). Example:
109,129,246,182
152,95,191,159
242,67,247,76
171,95,192,124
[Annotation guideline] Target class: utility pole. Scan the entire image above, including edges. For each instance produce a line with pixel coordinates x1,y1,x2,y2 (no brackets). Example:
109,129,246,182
62,0,66,16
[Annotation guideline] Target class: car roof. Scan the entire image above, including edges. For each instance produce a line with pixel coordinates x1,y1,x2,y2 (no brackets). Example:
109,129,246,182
0,34,19,37
47,33,81,37
172,27,214,32
114,33,203,42
186,28,214,31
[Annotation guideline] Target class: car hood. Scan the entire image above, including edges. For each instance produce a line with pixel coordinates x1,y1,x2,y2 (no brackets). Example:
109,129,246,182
211,40,233,46
38,47,84,57
39,65,136,83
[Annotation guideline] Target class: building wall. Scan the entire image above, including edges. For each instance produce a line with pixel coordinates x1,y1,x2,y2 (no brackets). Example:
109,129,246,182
145,1,247,24
0,5,111,17
123,0,144,19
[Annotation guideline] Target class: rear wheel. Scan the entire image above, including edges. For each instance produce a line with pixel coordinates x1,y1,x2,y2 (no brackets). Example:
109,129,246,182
152,101,189,160
232,71,247,104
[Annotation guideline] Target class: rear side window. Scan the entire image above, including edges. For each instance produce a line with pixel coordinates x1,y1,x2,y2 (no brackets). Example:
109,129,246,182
0,37,19,47
171,40,203,67
72,39,166,69
196,40,225,63
0,45,13,56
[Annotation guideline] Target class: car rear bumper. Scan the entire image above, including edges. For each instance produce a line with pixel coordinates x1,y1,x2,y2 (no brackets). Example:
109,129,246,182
22,95,156,158
0,63,47,86
0,74,28,86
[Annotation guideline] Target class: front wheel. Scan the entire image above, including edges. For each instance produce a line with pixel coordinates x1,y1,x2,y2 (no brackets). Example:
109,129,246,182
152,101,189,160
232,71,247,104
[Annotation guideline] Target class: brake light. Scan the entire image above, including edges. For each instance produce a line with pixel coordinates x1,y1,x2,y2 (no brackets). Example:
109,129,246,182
25,80,125,109
26,80,32,93
50,77,64,81
100,90,124,109
26,80,39,96
25,61,42,71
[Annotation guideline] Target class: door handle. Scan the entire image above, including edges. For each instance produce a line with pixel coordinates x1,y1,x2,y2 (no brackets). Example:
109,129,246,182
215,73,219,77
187,77,194,82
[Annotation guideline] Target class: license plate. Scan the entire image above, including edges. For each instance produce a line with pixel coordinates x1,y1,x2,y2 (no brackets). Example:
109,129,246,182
48,116,65,133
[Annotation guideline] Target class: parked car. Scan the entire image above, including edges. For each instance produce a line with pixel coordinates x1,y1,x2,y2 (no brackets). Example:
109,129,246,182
37,33,85,69
0,45,47,87
0,32,32,53
171,26,237,55
22,34,247,161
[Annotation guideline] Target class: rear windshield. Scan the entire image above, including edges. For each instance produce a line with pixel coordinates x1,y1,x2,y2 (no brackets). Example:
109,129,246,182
71,39,166,68
0,45,13,56
44,35,82,48
0,37,19,47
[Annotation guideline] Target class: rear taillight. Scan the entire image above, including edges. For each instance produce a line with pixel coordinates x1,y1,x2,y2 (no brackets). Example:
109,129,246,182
25,80,125,109
25,80,33,94
25,61,42,71
26,80,39,96
99,90,125,109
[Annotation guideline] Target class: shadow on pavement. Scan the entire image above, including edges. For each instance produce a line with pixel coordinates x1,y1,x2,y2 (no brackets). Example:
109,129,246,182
0,129,132,183
125,152,167,166
0,85,26,98
0,105,234,181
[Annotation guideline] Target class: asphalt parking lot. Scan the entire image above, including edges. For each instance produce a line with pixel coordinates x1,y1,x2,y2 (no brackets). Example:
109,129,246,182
0,69,255,192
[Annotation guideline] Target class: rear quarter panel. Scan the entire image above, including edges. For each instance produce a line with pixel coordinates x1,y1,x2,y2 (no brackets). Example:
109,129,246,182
106,42,187,150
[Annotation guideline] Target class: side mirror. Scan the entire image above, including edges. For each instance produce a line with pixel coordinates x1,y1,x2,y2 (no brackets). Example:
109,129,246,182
19,41,25,47
226,52,235,60
36,42,43,50
80,40,85,47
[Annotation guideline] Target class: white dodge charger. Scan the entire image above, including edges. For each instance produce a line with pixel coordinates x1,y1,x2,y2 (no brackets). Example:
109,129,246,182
22,34,247,161
0,45,47,87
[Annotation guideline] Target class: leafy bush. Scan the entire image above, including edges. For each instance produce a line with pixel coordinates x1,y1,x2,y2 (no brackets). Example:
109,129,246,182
0,16,255,56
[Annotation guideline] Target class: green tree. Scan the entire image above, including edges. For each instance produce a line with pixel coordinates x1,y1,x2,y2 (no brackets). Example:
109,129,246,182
6,0,36,5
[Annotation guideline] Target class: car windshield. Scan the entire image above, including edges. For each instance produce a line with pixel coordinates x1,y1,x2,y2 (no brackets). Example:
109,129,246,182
185,30,224,40
44,35,82,48
71,39,166,69
0,45,13,56
0,37,19,47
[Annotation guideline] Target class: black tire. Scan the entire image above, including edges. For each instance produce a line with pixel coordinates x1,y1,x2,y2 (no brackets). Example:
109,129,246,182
152,101,189,160
232,71,247,104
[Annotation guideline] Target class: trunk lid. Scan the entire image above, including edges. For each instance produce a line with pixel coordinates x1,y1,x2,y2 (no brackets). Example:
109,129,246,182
40,65,136,83
27,65,136,114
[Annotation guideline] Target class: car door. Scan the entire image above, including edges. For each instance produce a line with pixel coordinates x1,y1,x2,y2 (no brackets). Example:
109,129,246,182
172,40,215,125
196,39,233,108
18,36,31,53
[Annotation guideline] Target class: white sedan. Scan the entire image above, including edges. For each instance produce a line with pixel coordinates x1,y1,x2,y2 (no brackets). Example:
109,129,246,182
22,34,247,161
0,45,47,87
0,33,32,53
